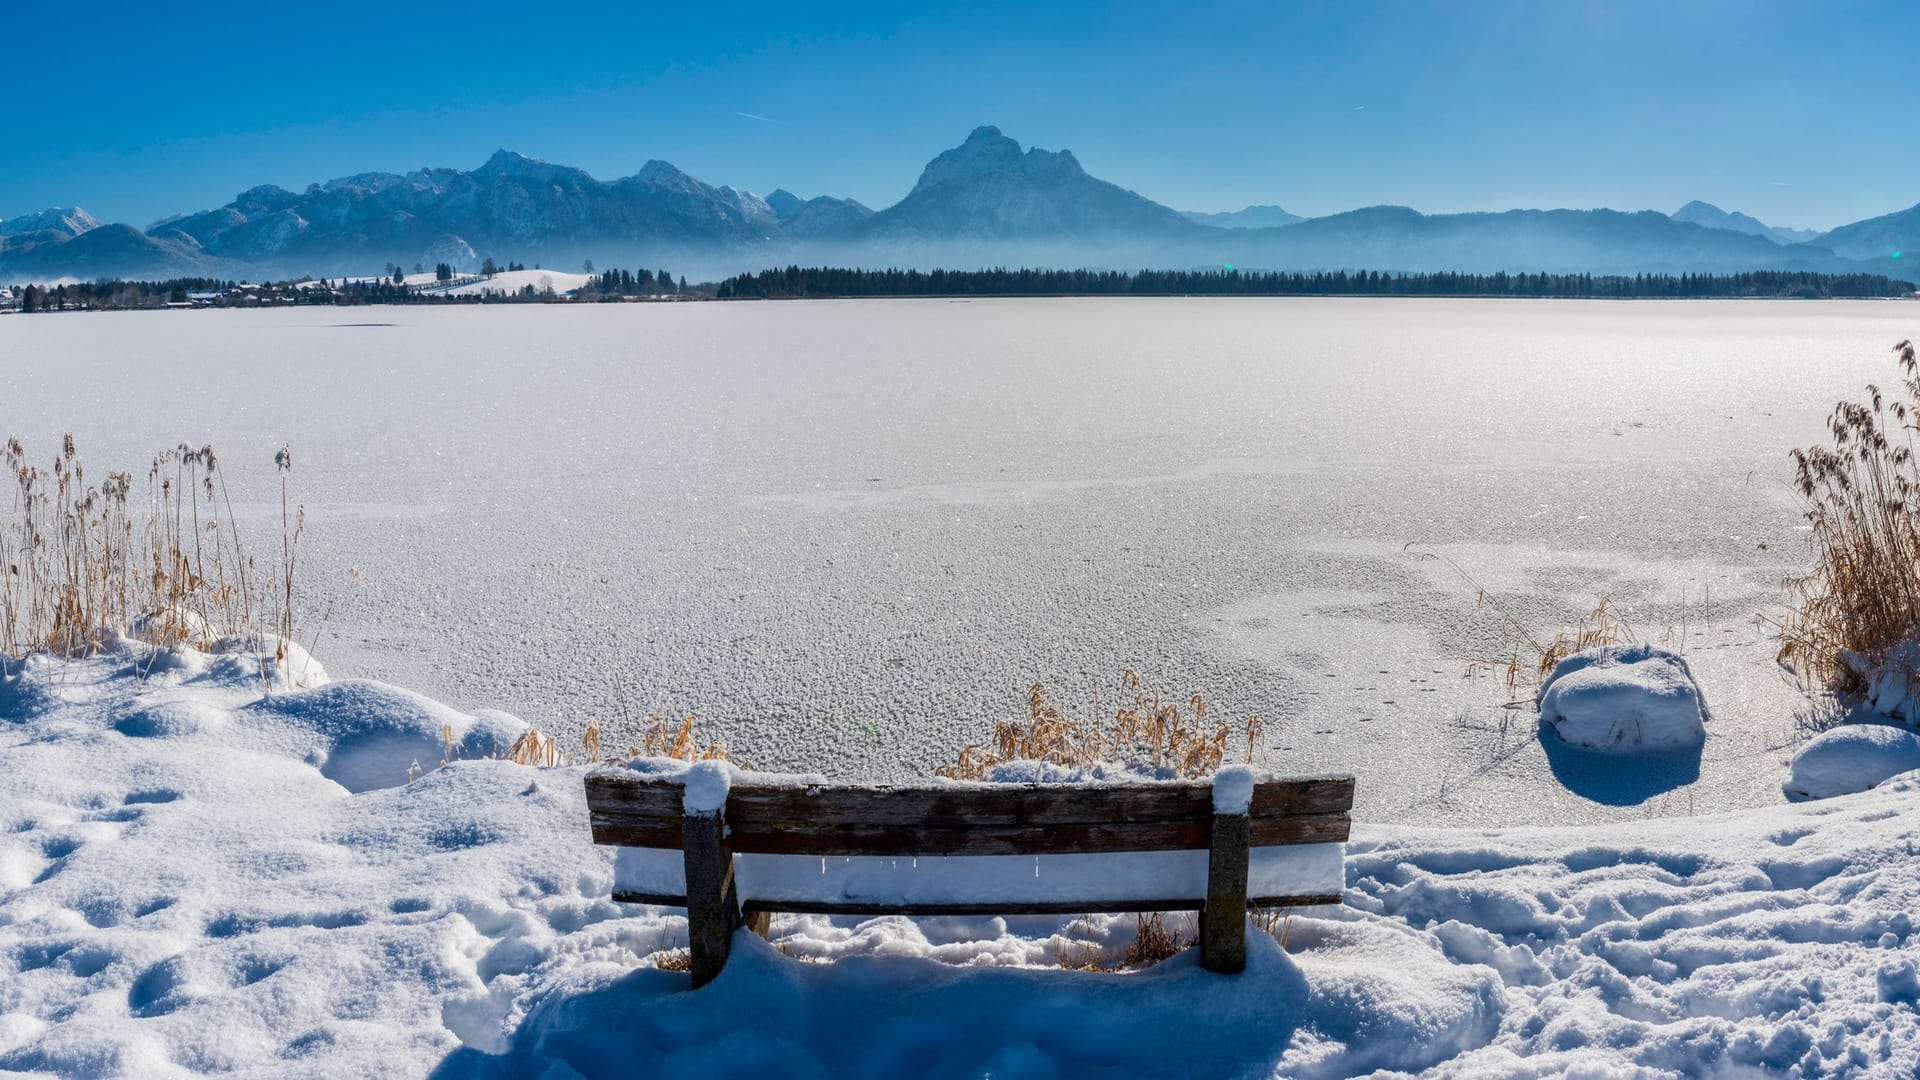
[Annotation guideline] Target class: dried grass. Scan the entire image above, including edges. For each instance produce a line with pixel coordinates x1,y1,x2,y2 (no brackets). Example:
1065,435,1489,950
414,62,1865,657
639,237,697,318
650,949,692,972
1253,906,1295,949
1774,340,1920,700
504,727,560,767
634,714,731,763
937,670,1263,780
1123,912,1191,966
1,436,299,665
1411,548,1643,694
1053,930,1108,971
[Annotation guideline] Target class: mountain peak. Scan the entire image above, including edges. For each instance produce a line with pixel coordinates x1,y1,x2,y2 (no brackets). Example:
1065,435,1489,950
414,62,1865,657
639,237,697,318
1670,200,1816,245
0,206,100,239
909,126,1090,196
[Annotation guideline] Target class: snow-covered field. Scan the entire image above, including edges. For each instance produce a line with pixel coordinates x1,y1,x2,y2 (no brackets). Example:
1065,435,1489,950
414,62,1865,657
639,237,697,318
2,637,1914,1078
4,298,1919,826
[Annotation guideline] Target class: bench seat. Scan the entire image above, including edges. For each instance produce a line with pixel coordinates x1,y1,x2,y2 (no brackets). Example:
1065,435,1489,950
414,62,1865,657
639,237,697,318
613,844,1346,914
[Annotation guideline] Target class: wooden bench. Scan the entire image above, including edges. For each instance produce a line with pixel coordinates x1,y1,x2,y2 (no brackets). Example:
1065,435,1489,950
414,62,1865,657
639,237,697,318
585,762,1355,987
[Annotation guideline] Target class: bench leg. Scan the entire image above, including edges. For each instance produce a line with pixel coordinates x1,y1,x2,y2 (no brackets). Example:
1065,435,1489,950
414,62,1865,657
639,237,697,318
683,812,743,989
1201,811,1251,974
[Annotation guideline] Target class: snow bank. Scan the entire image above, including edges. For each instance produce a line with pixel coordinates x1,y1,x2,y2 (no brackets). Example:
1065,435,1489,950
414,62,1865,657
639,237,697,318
1536,644,1708,753
1784,722,1920,800
2,641,1915,1077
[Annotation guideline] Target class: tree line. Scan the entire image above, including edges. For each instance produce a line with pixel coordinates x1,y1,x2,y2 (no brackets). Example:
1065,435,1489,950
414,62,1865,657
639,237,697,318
714,267,1919,300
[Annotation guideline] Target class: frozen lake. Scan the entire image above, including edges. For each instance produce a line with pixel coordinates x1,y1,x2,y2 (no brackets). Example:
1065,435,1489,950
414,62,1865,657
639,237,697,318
7,298,1916,825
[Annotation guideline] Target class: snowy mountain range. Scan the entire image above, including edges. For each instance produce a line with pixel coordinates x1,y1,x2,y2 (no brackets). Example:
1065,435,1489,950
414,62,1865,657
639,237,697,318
1668,200,1820,245
4,127,1917,282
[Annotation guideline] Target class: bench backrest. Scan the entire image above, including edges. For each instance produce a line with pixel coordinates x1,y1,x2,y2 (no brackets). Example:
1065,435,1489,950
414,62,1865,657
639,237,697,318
586,766,1355,985
585,772,1356,856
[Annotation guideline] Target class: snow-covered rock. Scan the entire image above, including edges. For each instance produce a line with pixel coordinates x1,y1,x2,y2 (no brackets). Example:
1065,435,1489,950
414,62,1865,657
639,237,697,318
1536,644,1708,753
1784,722,1920,800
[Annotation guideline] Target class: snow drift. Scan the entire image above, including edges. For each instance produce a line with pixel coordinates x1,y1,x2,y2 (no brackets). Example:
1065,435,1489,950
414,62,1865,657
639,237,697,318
0,632,1914,1077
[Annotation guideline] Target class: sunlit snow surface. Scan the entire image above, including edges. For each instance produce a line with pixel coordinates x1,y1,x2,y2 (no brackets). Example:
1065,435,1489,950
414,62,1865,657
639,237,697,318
0,647,1914,1077
7,298,1919,825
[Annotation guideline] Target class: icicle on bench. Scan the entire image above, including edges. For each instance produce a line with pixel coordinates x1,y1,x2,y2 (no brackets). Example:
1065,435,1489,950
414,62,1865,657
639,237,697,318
584,761,1355,988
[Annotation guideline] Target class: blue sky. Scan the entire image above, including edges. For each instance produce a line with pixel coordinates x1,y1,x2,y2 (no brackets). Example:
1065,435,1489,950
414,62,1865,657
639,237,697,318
9,0,1918,231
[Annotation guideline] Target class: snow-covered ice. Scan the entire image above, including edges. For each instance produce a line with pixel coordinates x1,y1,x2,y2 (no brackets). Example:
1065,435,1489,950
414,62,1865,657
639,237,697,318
2,640,1916,1077
1784,723,1920,801
5,298,1919,826
1536,644,1708,753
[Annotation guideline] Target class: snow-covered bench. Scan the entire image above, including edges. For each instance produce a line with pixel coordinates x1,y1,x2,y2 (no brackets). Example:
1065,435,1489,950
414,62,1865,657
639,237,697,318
585,761,1354,987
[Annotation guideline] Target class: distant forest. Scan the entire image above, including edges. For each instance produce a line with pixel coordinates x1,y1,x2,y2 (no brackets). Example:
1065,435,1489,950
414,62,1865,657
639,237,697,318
715,267,1918,300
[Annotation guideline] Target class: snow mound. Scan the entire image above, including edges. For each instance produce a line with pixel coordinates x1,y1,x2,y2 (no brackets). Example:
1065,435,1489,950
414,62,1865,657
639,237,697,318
1536,644,1707,753
1784,722,1920,800
1842,638,1920,722
242,680,527,793
129,605,221,647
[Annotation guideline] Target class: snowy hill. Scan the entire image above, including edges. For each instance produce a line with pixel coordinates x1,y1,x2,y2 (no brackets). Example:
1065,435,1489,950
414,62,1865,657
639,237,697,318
0,631,1914,1076
431,269,595,297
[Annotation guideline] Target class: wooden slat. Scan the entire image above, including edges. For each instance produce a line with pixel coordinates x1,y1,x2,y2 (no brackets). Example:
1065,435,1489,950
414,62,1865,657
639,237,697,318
590,808,1348,854
609,891,1347,914
728,811,1348,856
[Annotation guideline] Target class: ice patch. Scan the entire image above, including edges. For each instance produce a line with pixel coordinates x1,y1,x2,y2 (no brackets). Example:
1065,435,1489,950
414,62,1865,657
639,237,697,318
1536,644,1707,753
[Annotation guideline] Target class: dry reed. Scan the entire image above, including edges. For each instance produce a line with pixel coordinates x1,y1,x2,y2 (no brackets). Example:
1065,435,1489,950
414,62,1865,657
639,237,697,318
1774,340,1920,701
1,435,300,664
633,714,731,763
937,670,1263,780
1411,548,1641,694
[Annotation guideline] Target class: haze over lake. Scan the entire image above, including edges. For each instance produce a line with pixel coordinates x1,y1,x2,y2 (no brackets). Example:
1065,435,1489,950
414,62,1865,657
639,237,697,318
8,298,1914,824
